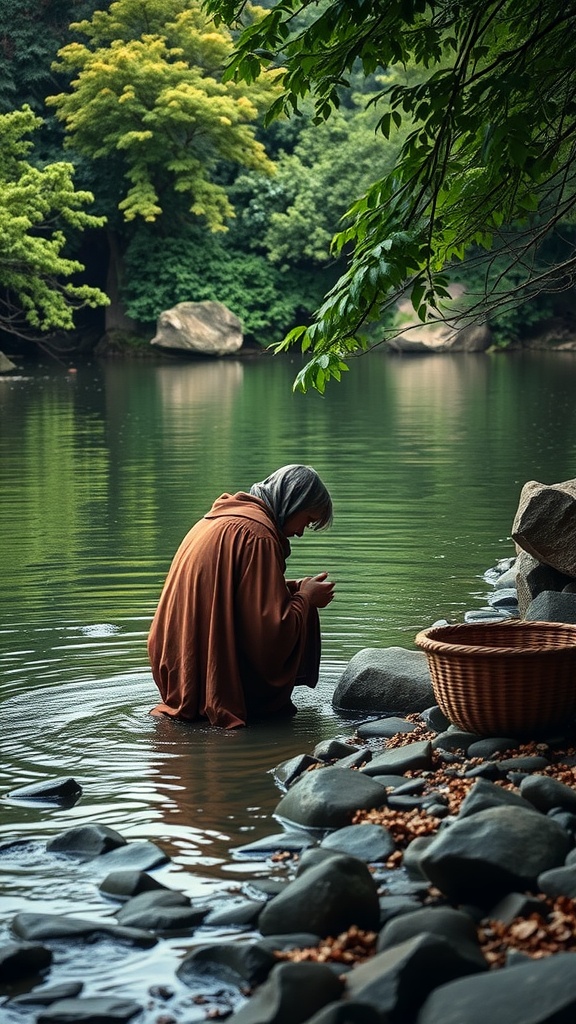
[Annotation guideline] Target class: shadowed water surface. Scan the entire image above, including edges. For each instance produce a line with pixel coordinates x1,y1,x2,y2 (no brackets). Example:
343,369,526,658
2,349,576,1017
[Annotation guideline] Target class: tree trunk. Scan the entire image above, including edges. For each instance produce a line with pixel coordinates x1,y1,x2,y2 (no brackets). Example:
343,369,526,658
104,230,138,334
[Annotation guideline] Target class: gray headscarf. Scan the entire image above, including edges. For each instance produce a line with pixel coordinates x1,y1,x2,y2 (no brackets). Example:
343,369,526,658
249,464,333,530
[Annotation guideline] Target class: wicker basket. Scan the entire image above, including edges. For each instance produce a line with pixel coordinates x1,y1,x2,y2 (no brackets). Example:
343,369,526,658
414,620,576,737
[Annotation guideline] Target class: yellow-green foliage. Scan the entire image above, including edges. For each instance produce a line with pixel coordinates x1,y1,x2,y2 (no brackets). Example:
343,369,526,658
0,106,108,335
48,0,279,228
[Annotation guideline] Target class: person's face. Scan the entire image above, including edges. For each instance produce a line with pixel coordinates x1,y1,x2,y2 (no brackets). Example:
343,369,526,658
283,509,322,538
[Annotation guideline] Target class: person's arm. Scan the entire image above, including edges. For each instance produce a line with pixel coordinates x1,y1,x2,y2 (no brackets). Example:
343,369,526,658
235,535,333,684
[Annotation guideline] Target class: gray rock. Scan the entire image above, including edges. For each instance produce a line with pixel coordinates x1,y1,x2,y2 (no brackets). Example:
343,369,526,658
378,895,423,925
203,900,262,929
345,932,478,1019
416,950,576,1024
464,608,514,623
151,300,243,355
525,589,576,623
12,982,84,1005
512,478,576,576
11,912,157,947
37,996,142,1023
297,848,349,874
354,717,418,739
46,823,126,860
432,730,480,753
4,777,82,806
274,766,386,830
258,854,380,938
332,648,433,714
515,548,573,616
272,753,323,789
313,738,362,760
97,839,169,871
547,808,576,834
0,941,52,982
335,747,373,770
360,741,433,777
493,565,517,589
177,941,277,989
486,892,548,926
319,823,396,863
420,805,571,905
520,773,576,814
420,705,451,733
403,836,436,881
497,756,549,774
255,933,322,955
115,890,207,932
0,350,17,371
302,1001,383,1024
487,588,519,608
99,869,170,901
231,832,317,858
537,863,576,899
467,738,517,759
229,961,343,1024
377,905,488,971
457,778,537,818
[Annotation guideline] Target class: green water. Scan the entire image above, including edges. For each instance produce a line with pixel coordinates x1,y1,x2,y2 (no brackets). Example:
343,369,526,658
1,348,576,1017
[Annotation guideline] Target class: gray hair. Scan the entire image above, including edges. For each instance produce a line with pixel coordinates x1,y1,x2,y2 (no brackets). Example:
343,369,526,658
250,464,333,530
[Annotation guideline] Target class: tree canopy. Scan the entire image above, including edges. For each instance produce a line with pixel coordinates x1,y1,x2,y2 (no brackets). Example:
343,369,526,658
205,0,576,391
0,105,107,341
47,0,279,228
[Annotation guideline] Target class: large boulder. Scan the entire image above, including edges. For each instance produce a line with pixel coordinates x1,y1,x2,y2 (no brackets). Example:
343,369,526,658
151,300,243,356
387,292,491,352
332,648,434,713
512,478,576,577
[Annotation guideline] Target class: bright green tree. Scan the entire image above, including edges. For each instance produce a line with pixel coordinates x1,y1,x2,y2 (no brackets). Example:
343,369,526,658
46,0,279,333
0,105,108,343
205,0,576,390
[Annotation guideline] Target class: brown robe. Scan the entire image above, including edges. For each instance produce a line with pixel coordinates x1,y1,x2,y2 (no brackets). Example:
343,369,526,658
147,492,321,728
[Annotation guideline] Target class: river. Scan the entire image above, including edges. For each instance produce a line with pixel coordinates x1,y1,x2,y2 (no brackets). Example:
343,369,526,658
1,348,576,1018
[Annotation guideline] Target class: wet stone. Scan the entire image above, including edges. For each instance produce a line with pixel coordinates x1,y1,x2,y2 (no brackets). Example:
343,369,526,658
229,961,343,1024
11,913,157,948
319,822,396,863
37,996,143,1023
231,831,317,858
46,824,126,860
98,869,171,901
202,899,262,929
313,738,362,760
96,839,169,872
0,941,52,982
4,777,82,807
12,981,84,1006
360,741,433,777
355,717,418,739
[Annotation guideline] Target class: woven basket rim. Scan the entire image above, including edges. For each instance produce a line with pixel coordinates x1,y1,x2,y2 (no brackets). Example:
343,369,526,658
414,619,576,658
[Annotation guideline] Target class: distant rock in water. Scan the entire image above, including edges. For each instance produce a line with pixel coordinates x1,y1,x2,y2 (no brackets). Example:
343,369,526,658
151,300,243,356
0,351,16,372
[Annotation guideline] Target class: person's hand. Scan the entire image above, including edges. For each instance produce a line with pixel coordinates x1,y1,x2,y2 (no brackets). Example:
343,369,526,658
299,571,335,608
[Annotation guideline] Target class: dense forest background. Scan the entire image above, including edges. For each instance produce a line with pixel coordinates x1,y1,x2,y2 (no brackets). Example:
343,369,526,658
1,0,575,361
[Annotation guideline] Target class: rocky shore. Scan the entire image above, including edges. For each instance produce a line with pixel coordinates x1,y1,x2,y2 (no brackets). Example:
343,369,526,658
3,552,576,1024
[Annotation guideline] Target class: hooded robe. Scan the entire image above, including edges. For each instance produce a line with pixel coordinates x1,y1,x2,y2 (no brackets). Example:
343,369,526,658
147,492,320,728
